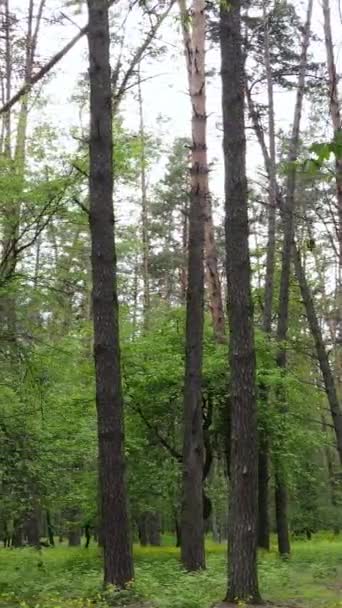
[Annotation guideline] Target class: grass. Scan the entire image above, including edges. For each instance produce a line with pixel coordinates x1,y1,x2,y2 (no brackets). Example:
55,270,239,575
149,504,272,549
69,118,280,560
0,535,341,608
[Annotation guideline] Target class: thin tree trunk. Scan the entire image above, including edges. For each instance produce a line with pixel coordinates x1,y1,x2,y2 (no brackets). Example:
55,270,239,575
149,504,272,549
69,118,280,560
276,0,313,365
322,0,342,428
147,512,161,546
321,415,340,534
258,432,270,550
85,523,91,548
4,0,11,157
257,0,278,552
262,0,277,335
178,0,225,342
46,510,55,546
180,199,189,303
25,506,41,548
274,0,313,557
274,477,290,555
138,70,150,328
220,0,261,601
86,0,133,588
12,521,23,548
132,249,139,336
175,514,181,547
322,0,342,263
66,507,81,547
68,530,81,547
180,0,206,572
138,514,148,546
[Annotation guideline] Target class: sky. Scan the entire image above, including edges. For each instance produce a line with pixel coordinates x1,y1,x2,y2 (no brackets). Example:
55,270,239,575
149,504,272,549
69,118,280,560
10,0,342,226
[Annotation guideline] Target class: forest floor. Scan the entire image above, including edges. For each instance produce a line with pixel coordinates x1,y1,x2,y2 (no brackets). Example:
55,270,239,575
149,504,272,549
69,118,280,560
0,535,341,608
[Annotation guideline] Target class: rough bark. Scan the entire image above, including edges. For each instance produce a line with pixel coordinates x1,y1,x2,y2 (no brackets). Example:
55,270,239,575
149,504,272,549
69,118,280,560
220,0,261,602
86,0,133,587
274,0,313,557
178,0,225,342
180,0,206,572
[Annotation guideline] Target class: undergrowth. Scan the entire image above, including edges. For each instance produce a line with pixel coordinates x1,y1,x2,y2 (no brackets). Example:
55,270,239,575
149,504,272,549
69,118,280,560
0,534,341,608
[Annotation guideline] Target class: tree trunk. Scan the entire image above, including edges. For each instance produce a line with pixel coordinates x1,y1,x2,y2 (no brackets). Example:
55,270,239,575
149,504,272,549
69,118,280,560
258,434,270,550
46,510,55,547
322,0,342,262
138,70,150,329
204,214,225,342
322,415,340,534
175,515,181,548
178,0,225,342
25,508,40,548
276,0,313,362
86,0,133,588
220,0,261,602
132,250,139,336
12,521,23,548
180,196,189,303
275,472,290,556
256,1,278,551
68,529,81,547
66,507,81,547
180,0,206,572
85,524,91,548
4,0,11,157
274,0,313,558
322,0,342,440
147,512,161,546
138,513,148,546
